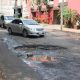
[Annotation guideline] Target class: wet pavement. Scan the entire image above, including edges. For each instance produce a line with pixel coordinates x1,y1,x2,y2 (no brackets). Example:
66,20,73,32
0,28,80,80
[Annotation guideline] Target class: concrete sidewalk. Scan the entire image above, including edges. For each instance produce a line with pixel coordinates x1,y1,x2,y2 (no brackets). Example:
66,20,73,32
41,24,80,34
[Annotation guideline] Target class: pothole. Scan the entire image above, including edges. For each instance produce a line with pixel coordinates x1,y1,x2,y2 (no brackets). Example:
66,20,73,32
14,45,66,51
14,45,66,62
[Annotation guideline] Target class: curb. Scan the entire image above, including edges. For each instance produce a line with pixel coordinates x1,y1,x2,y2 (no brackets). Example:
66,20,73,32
42,24,80,34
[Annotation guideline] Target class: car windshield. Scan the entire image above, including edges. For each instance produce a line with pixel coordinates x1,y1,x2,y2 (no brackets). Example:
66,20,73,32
4,16,14,20
23,20,39,25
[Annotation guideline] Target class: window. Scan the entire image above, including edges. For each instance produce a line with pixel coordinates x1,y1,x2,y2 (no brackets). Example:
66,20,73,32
11,20,16,23
11,19,22,24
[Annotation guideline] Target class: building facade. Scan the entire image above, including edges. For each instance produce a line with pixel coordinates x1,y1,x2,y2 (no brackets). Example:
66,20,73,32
0,0,15,16
0,0,31,18
53,0,80,24
29,0,54,24
0,0,80,24
30,0,80,24
54,0,80,15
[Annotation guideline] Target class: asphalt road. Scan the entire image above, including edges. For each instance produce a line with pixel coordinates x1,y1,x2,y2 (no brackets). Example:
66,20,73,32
0,29,43,80
6,29,80,53
0,28,80,80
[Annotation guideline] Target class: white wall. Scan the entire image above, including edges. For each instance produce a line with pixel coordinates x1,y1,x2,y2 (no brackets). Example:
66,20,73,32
0,0,15,16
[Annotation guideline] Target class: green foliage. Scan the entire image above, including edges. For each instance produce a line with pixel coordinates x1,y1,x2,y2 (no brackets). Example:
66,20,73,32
37,0,48,5
37,0,41,5
63,7,77,21
43,0,48,4
58,6,78,28
63,7,71,20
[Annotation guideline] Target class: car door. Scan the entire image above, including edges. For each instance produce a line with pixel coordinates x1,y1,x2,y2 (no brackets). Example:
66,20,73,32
16,19,23,33
10,20,18,33
11,19,22,33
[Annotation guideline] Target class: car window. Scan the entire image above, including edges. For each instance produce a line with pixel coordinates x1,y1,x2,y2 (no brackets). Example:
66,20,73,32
23,20,39,25
11,19,23,24
4,16,14,20
11,20,16,23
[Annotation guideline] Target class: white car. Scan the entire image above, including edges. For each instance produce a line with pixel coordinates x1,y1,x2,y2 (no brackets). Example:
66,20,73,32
0,15,14,28
7,18,46,37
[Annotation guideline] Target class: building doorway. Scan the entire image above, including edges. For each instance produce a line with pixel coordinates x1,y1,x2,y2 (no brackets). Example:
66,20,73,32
14,7,22,18
54,10,60,24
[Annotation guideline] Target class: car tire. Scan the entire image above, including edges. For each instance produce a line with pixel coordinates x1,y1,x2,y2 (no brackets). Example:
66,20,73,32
40,35,45,37
8,28,12,35
23,30,28,37
1,24,4,28
0,24,1,27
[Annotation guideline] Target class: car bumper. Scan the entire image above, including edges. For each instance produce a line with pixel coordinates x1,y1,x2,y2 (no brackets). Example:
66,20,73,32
28,31,46,36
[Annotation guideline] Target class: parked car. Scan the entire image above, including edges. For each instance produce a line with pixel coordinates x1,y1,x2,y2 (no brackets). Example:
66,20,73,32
7,18,46,37
0,15,14,28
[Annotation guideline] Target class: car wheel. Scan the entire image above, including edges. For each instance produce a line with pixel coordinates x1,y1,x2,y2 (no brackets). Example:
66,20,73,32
40,35,45,37
8,28,12,35
0,24,1,27
23,30,28,37
1,24,4,28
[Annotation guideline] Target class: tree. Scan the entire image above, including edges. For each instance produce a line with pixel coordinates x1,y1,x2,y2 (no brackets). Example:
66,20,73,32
37,0,40,5
43,0,48,4
58,7,78,28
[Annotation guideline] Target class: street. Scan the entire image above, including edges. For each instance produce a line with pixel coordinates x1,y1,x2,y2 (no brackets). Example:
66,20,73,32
0,28,43,80
0,28,80,80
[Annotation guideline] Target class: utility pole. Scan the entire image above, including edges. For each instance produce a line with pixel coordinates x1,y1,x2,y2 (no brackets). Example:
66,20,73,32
14,0,17,17
60,0,64,30
14,0,18,17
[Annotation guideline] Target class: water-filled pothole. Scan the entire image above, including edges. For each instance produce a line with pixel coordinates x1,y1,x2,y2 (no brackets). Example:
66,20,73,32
14,45,66,62
29,55,56,62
